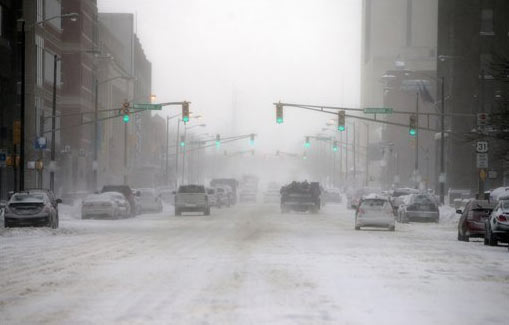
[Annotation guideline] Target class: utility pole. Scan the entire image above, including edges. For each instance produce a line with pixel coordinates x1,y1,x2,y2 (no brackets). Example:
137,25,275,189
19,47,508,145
39,111,44,187
19,20,26,191
93,80,98,190
165,116,170,184
50,55,58,192
345,127,349,180
415,93,419,173
439,76,445,204
123,100,128,185
365,123,369,187
353,122,356,181
182,127,187,184
175,119,181,187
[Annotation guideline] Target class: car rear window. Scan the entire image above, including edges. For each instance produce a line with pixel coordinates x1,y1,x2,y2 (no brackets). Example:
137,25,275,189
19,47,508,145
360,199,387,208
179,185,205,193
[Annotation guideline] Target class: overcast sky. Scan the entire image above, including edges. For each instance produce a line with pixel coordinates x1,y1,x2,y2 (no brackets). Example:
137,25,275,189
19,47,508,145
98,0,361,154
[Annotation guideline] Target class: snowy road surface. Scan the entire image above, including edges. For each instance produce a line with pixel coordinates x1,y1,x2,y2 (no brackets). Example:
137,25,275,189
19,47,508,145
1,203,508,324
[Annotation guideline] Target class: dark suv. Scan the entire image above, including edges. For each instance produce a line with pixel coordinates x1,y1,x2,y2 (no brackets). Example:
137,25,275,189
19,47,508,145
101,185,137,217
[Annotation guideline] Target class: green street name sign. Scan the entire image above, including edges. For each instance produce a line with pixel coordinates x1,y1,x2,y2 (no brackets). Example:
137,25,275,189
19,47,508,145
133,103,162,110
363,107,393,114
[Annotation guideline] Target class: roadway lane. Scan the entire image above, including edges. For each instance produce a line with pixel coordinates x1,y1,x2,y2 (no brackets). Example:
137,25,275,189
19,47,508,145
1,202,508,324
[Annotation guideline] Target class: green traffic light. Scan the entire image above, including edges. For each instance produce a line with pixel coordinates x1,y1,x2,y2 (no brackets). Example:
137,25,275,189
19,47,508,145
276,117,283,124
409,129,417,136
333,147,338,152
180,141,185,147
123,114,130,123
183,116,189,123
304,142,310,148
338,125,345,132
215,141,220,148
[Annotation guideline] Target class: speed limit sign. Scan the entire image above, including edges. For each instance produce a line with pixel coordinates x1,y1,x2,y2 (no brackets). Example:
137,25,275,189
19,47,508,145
476,141,489,153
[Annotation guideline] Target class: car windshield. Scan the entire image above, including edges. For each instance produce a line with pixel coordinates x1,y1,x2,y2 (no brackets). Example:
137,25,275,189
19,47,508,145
179,185,205,193
413,195,434,205
500,201,509,210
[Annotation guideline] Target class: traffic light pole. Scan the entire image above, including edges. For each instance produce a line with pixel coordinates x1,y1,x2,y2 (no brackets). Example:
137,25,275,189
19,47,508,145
175,119,181,187
50,55,58,192
439,77,446,204
415,93,420,178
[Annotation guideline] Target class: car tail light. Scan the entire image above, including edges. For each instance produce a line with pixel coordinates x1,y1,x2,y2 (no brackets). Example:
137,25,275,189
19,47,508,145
498,215,508,222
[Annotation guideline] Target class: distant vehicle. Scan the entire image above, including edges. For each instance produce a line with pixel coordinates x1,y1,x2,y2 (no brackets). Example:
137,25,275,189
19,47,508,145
175,185,210,216
457,199,497,242
4,191,61,228
135,188,163,213
390,187,420,213
206,187,220,208
157,187,175,204
280,181,321,213
81,192,131,219
349,187,382,209
60,191,89,205
322,188,342,204
448,188,471,206
239,188,257,203
489,187,509,201
398,193,440,223
355,194,395,231
214,186,230,207
263,183,281,204
484,199,509,246
101,185,138,217
210,179,239,205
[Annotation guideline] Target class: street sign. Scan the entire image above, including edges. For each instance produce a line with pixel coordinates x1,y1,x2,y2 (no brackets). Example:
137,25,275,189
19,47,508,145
34,137,47,150
480,169,487,181
476,153,488,168
363,107,393,114
133,103,162,110
476,141,488,153
477,113,490,126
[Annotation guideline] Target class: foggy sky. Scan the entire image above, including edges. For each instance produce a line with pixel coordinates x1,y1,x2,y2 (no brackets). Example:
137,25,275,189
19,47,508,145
98,0,361,154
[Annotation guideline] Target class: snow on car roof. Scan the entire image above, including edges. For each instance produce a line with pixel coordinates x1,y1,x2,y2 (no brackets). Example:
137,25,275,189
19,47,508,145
362,193,388,200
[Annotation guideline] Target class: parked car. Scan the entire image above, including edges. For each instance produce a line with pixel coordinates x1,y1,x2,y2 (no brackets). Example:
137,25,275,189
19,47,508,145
484,199,509,246
489,187,509,201
81,192,131,219
214,186,230,207
349,187,382,209
4,191,61,228
206,187,220,208
101,185,138,217
457,199,497,241
135,188,163,213
355,194,395,231
448,188,472,206
398,193,440,223
174,185,210,216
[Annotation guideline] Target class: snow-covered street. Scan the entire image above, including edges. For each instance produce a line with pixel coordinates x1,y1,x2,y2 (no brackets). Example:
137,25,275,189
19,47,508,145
1,203,508,324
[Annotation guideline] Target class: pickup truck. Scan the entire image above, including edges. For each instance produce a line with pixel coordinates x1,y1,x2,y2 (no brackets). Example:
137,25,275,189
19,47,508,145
280,181,321,214
174,185,210,216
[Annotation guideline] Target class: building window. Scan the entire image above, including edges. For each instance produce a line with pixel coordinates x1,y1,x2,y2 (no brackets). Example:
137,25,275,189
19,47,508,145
480,9,494,36
45,0,62,30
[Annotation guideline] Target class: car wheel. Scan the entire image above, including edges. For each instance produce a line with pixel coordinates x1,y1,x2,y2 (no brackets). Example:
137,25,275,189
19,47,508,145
4,220,10,228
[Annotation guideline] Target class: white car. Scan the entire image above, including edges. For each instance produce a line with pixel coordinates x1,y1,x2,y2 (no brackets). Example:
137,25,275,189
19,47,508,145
136,188,163,213
81,192,131,219
355,194,395,231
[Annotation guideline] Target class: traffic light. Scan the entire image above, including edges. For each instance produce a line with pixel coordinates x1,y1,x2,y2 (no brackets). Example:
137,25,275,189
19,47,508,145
337,111,345,131
180,135,185,147
249,134,255,146
409,115,417,136
304,136,311,148
121,102,130,123
276,103,283,124
215,134,221,148
182,102,190,123
333,141,338,152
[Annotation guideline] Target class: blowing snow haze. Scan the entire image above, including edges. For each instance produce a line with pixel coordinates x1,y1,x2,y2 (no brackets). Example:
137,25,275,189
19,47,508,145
1,0,508,324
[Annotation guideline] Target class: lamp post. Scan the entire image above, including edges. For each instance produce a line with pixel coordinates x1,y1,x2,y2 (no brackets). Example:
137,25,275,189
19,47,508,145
182,124,206,184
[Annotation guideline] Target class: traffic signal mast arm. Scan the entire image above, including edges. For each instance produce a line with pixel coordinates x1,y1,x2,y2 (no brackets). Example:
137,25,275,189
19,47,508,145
274,102,475,134
176,134,255,155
